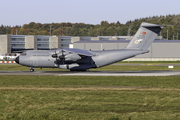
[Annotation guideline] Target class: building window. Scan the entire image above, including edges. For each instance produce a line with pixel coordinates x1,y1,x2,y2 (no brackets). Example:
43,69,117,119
37,39,49,41
11,38,25,42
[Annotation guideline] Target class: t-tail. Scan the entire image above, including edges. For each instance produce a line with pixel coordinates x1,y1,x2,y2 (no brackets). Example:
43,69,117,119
126,22,165,50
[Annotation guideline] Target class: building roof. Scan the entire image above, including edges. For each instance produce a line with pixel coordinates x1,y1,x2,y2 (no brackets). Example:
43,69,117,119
74,39,180,43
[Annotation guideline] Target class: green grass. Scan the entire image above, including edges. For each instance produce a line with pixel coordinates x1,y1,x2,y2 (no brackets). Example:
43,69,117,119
0,76,180,89
1,76,180,119
1,64,180,119
0,64,68,71
1,88,180,120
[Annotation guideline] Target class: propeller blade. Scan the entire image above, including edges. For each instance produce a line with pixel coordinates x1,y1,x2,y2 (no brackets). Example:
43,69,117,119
59,49,66,65
52,50,58,67
52,50,58,58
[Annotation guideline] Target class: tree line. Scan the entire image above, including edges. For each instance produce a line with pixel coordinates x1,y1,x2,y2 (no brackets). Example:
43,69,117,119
0,14,180,40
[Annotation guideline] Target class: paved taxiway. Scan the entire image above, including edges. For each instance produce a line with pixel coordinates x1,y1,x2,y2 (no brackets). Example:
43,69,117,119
113,63,180,66
0,70,180,76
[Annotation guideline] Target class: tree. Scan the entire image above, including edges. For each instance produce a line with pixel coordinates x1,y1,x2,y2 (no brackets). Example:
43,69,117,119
101,21,109,27
116,21,121,26
6,26,11,34
29,22,36,29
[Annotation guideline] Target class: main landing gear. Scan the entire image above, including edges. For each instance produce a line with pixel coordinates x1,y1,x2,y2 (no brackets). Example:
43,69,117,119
30,67,34,72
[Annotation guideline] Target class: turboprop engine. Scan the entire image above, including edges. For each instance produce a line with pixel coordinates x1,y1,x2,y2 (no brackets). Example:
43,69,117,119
52,50,82,65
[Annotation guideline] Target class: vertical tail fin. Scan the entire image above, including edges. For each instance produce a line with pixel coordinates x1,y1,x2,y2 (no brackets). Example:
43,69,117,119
126,22,163,50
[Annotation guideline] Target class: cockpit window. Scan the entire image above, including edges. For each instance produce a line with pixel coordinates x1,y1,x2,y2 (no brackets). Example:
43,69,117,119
21,53,26,56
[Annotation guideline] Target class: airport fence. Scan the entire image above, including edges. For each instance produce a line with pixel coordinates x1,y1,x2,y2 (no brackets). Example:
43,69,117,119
0,61,16,64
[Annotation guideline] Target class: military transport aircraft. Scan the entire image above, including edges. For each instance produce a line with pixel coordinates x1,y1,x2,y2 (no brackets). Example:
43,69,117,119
15,22,166,72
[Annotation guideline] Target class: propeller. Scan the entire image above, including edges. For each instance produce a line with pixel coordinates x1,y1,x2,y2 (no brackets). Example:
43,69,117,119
52,49,66,65
59,50,66,64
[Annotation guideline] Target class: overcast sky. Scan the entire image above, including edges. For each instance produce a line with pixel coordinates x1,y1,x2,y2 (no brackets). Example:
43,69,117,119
1,0,180,26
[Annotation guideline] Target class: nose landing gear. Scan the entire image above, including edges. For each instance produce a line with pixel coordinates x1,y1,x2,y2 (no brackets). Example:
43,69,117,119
30,67,34,72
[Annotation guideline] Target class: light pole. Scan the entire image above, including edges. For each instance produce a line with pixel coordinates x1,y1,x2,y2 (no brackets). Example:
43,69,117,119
49,25,53,50
167,29,168,40
160,31,162,40
16,29,18,35
50,25,53,36
177,33,179,40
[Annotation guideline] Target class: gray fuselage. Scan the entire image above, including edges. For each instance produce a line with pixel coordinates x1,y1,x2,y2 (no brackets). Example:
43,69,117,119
17,49,148,71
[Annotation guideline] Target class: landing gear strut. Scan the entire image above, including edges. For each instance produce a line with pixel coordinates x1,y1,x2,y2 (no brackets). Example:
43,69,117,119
30,67,34,72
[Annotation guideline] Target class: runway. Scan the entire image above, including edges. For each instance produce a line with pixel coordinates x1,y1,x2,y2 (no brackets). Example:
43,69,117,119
0,70,180,76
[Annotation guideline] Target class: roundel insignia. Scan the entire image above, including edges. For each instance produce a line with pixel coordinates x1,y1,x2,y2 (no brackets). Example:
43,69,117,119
134,39,142,44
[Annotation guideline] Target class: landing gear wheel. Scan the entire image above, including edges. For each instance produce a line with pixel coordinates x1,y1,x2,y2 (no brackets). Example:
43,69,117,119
30,67,34,72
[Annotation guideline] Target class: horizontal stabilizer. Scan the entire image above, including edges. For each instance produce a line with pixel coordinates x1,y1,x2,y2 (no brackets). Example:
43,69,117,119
142,23,172,28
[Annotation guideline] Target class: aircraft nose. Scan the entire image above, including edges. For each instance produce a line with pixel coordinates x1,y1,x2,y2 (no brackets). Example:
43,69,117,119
15,56,19,64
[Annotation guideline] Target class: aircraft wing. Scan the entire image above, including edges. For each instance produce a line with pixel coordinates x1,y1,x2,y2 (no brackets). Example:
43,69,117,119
63,48,95,56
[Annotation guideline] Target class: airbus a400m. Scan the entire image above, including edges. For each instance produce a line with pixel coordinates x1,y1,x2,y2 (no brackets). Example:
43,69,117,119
15,22,166,72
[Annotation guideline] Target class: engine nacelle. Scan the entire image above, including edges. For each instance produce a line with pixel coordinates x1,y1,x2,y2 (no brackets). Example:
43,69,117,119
59,63,79,69
65,53,81,61
58,63,93,71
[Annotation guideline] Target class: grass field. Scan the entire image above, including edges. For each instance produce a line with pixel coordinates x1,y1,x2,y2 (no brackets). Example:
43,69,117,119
1,64,180,120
